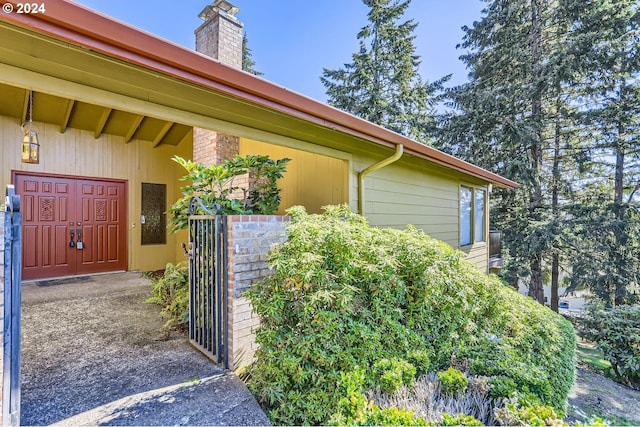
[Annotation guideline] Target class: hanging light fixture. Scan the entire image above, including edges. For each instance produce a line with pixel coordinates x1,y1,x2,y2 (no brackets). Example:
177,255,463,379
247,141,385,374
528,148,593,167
21,90,40,164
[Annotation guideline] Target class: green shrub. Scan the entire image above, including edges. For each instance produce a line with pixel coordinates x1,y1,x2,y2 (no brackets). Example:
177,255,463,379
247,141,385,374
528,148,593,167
328,369,428,426
438,368,469,396
576,302,640,387
145,262,189,331
168,155,290,232
488,376,518,399
441,413,484,426
245,206,576,425
374,358,417,393
493,398,565,426
408,349,431,377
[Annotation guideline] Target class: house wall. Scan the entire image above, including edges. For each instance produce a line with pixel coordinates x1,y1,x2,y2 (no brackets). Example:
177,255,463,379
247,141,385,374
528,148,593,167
0,115,192,274
354,157,489,273
239,138,349,214
240,137,490,273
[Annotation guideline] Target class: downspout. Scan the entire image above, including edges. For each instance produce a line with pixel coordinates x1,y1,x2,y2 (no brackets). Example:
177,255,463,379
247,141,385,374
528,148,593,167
358,144,404,214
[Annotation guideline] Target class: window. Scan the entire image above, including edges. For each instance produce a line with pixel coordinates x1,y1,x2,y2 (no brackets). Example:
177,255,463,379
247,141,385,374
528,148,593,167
475,189,486,243
460,185,486,246
141,183,166,245
460,186,472,246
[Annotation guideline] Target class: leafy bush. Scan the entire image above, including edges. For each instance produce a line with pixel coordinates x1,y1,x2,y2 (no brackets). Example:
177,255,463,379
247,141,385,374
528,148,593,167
438,368,469,396
493,398,564,426
145,262,189,331
245,206,576,425
374,358,417,393
408,349,431,376
329,369,428,426
441,413,484,426
576,302,640,387
488,376,518,399
168,154,290,232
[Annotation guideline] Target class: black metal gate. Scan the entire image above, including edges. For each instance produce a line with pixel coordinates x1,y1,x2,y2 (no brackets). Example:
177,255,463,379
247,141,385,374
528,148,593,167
3,185,22,426
187,208,229,368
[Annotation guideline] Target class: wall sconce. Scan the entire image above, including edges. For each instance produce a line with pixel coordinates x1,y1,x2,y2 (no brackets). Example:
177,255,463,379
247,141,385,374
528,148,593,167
21,90,40,164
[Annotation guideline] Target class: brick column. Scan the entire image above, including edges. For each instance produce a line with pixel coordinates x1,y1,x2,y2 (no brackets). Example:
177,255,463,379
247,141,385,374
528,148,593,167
193,0,243,166
225,215,289,369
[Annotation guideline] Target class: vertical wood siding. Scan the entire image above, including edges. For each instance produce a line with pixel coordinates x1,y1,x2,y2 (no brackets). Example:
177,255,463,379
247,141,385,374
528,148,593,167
0,115,191,273
240,138,348,214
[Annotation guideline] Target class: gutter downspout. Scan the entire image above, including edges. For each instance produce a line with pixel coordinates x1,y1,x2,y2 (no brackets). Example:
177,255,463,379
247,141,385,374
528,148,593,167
358,144,404,214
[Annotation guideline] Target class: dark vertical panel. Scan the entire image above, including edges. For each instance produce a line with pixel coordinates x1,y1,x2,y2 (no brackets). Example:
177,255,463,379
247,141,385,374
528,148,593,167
141,183,166,245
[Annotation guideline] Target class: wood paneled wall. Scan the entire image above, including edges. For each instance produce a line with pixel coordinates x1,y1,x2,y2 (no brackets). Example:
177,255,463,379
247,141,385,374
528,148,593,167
0,115,192,273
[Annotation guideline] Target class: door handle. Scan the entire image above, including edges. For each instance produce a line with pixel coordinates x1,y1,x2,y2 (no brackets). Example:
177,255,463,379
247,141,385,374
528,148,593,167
76,229,84,250
69,229,75,248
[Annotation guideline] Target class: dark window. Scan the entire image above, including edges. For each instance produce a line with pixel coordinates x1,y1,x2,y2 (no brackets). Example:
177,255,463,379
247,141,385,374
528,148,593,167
141,183,166,245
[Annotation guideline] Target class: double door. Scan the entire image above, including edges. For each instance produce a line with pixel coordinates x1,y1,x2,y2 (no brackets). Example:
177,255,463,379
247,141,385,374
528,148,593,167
14,173,127,280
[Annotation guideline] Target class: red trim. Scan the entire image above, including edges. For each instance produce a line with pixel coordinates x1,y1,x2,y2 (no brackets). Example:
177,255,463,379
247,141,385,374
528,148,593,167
1,0,517,189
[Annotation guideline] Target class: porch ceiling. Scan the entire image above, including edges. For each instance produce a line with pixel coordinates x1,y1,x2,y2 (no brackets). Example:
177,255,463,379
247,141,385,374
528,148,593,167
0,83,191,146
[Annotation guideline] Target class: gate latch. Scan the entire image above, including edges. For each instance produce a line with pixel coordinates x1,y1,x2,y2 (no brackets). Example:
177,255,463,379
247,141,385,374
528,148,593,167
181,242,193,259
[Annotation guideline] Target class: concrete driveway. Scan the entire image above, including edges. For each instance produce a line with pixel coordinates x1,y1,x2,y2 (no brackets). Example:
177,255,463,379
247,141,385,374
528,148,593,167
20,271,270,426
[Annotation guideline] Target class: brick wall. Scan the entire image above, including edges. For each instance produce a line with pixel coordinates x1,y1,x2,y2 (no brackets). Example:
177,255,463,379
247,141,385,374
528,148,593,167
225,215,289,369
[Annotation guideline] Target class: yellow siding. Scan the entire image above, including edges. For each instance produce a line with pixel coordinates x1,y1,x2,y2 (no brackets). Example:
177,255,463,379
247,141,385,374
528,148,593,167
0,115,191,272
240,138,348,214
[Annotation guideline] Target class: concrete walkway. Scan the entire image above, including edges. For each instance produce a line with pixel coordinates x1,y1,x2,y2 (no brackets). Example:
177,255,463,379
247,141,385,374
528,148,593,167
20,271,270,426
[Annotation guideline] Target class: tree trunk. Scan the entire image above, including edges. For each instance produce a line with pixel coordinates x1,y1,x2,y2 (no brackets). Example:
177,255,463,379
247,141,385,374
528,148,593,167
550,94,561,313
614,145,625,206
614,120,626,306
529,254,545,304
551,254,559,312
528,0,545,305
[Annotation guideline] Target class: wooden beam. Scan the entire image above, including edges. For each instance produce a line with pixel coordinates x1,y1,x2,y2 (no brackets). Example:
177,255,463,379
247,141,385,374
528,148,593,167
125,115,144,143
20,89,29,125
94,107,112,138
60,99,74,133
152,121,173,147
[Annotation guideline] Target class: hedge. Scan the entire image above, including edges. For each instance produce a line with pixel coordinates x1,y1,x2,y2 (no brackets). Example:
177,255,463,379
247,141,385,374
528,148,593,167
245,206,576,425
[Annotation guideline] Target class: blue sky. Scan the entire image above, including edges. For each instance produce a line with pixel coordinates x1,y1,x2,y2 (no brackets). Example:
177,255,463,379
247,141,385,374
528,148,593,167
74,0,484,103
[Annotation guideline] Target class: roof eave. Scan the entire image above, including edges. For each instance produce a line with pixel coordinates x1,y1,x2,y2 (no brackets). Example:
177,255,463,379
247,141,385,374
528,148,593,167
0,0,518,189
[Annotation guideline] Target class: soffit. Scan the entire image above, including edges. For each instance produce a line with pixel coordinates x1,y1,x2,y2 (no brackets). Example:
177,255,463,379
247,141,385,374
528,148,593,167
0,21,361,150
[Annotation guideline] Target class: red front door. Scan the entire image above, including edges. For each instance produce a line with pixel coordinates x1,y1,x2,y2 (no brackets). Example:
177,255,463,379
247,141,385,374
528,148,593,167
14,173,127,280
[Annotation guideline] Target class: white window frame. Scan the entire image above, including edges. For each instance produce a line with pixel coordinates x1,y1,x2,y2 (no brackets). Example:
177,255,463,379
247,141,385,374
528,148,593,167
459,184,487,247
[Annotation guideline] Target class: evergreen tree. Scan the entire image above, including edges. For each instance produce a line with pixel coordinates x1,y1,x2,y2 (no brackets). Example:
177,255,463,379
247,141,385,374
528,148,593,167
562,0,640,306
320,0,444,143
437,0,567,305
438,0,640,308
242,33,263,76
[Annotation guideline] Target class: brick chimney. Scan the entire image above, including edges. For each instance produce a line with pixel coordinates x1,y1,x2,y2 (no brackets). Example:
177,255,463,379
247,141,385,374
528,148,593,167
193,0,243,165
195,0,243,69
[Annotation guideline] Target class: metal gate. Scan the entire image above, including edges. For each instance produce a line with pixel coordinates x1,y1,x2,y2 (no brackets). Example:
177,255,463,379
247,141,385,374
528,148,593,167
3,185,22,426
187,201,228,368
